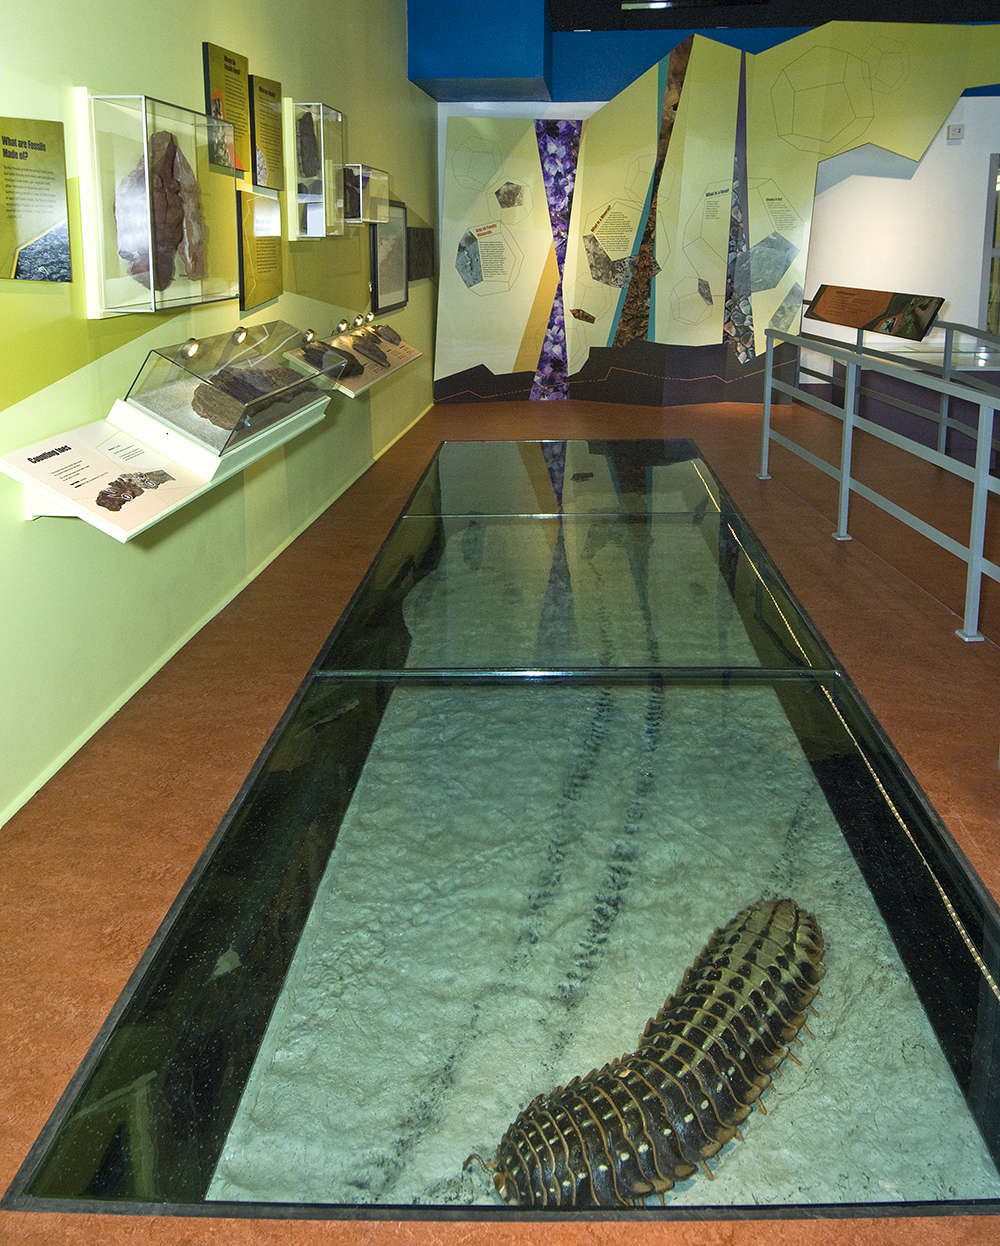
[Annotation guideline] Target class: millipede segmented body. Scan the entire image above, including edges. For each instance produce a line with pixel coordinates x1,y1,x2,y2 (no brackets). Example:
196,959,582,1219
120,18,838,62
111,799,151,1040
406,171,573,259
466,897,825,1208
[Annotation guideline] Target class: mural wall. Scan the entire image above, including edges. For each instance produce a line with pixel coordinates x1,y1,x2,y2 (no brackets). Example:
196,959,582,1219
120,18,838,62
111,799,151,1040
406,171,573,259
436,21,1000,405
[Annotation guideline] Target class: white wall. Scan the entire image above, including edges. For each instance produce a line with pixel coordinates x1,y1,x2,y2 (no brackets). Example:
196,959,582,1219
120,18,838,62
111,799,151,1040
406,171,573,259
803,95,1000,351
435,99,603,235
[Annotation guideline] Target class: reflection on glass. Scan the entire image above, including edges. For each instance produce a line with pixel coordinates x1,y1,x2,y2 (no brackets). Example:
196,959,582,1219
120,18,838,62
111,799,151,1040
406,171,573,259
986,161,1000,336
989,256,1000,338
7,441,1000,1219
993,168,1000,251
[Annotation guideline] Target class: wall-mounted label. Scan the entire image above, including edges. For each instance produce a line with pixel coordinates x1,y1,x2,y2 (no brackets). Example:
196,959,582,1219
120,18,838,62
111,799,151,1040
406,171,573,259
203,42,250,177
806,285,944,340
0,116,70,282
249,75,283,190
238,189,282,312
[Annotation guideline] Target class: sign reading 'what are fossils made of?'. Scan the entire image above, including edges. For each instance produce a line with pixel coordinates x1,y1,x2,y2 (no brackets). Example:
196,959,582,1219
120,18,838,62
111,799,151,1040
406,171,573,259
0,116,70,282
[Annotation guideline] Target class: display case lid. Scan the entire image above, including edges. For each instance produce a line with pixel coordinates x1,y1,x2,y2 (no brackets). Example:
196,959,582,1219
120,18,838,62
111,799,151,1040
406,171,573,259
124,321,345,456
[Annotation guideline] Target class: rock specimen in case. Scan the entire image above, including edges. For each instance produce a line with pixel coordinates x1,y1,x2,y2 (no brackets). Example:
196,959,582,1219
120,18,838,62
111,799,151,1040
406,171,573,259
296,110,320,178
373,323,401,345
350,330,389,369
302,342,364,378
114,130,206,292
191,364,315,430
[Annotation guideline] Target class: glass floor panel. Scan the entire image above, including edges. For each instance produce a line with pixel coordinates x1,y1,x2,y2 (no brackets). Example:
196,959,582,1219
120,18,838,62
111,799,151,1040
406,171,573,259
6,439,1000,1220
404,439,726,517
319,512,829,672
322,440,829,672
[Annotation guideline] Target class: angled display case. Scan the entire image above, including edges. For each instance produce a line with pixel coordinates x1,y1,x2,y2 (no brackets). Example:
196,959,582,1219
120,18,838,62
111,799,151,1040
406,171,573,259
283,100,345,239
114,320,345,473
286,317,421,399
74,91,240,318
0,322,347,542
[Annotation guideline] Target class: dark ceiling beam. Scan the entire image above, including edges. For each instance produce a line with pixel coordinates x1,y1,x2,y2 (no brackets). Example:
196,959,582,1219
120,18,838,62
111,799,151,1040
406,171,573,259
547,1,1000,33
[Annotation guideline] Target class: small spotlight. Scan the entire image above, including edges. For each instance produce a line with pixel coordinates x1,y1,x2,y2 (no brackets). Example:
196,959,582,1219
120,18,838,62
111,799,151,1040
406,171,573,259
337,319,350,334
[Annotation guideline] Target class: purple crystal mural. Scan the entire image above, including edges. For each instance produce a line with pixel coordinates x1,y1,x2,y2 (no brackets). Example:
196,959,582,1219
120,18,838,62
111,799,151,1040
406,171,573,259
541,439,567,506
724,53,755,365
530,119,582,402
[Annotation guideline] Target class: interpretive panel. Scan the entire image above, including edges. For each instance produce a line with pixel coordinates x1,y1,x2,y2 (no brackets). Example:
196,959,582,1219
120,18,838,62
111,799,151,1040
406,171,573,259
238,189,282,312
805,284,944,341
433,23,1000,399
0,116,70,282
652,37,740,350
249,75,283,190
438,117,563,383
203,42,250,178
563,63,660,373
0,421,210,541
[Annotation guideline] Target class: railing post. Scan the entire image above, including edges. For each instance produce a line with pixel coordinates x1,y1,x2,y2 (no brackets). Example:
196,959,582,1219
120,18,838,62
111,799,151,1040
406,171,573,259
956,401,994,641
759,330,775,480
833,358,859,541
937,325,954,456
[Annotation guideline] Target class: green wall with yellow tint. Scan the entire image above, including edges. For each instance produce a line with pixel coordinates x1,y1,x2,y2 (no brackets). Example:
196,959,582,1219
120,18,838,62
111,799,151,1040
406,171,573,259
0,0,438,824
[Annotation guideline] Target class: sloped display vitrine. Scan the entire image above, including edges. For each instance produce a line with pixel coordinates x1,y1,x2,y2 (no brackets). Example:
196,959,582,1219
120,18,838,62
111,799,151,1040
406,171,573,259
0,322,347,541
114,321,345,470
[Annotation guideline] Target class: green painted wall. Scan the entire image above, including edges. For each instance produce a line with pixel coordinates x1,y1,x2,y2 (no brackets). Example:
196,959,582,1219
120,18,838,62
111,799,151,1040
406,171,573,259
0,0,438,824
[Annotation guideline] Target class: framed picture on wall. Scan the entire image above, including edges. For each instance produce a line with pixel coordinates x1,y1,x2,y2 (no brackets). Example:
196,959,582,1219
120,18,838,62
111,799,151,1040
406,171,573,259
370,199,408,314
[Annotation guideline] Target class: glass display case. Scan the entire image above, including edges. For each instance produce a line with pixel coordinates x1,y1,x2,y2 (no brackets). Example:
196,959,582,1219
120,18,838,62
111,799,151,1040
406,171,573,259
76,92,240,317
6,440,1000,1219
342,163,389,225
0,322,347,540
119,321,345,460
285,317,422,399
283,100,345,239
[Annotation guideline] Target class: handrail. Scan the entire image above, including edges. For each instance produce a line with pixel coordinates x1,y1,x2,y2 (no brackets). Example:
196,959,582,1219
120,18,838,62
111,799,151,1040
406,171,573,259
761,326,1000,641
799,320,1000,456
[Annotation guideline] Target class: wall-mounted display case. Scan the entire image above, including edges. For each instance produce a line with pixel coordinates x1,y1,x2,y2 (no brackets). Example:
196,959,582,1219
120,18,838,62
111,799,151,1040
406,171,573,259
342,163,389,225
74,91,240,318
283,100,344,239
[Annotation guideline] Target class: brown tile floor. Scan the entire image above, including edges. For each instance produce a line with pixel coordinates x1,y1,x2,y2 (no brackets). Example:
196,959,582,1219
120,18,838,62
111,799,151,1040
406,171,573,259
3,400,1000,1246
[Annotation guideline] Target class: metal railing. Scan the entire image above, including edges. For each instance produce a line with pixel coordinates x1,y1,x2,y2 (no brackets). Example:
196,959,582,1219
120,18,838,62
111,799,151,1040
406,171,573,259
760,323,1000,641
798,320,1000,462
